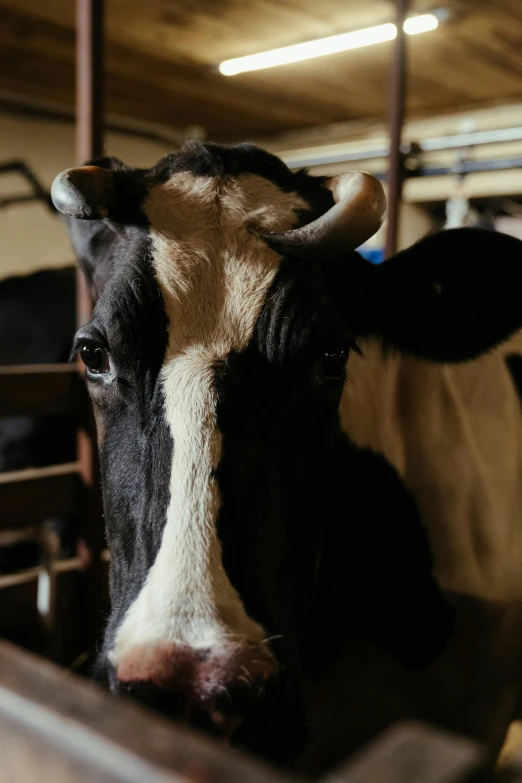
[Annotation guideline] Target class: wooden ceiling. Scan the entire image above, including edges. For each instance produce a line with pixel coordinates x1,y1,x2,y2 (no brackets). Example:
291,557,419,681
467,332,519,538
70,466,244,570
1,0,522,141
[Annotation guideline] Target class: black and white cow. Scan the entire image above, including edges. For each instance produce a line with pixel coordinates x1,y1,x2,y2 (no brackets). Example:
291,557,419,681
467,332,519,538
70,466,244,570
52,142,522,774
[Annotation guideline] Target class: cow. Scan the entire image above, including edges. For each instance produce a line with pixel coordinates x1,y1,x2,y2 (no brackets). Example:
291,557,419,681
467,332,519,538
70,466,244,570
51,141,522,775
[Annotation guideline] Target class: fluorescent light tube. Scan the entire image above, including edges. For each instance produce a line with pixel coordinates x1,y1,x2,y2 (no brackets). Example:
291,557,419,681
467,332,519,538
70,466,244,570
219,14,439,76
404,13,439,34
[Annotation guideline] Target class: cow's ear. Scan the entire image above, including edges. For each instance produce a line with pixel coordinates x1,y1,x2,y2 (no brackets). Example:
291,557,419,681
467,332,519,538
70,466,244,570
353,228,522,362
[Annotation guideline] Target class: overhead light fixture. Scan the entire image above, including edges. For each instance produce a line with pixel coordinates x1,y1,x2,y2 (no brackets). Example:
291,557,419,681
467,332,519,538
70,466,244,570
219,14,440,76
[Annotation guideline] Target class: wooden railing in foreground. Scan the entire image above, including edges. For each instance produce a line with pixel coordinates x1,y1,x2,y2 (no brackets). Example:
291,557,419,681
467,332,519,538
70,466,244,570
2,643,522,783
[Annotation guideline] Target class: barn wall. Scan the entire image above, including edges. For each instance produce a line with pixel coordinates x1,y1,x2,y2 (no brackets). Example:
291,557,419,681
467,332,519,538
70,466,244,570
0,111,171,280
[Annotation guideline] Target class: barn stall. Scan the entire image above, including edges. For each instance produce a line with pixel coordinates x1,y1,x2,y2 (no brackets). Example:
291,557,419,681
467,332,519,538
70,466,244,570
1,0,522,780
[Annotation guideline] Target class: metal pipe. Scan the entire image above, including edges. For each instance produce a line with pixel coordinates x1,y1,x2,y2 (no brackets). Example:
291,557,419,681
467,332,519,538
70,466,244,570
283,147,391,168
417,157,522,178
76,0,104,330
75,0,104,481
421,126,522,152
366,157,522,184
282,127,522,170
385,0,409,258
76,0,104,165
75,0,106,655
0,161,54,212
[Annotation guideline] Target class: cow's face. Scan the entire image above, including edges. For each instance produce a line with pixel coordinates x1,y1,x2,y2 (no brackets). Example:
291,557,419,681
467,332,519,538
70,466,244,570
54,143,522,748
55,144,370,738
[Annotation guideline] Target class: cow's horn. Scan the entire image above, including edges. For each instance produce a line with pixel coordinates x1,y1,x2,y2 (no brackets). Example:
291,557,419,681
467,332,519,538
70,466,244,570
264,171,386,259
51,166,115,220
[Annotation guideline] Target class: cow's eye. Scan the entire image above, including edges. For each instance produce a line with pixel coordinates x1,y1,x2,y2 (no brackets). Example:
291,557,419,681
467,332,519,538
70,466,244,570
79,342,110,374
322,347,348,381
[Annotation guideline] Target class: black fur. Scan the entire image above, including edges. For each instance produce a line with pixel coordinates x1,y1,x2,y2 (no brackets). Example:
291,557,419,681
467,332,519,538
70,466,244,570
71,232,171,665
214,258,454,762
324,228,522,362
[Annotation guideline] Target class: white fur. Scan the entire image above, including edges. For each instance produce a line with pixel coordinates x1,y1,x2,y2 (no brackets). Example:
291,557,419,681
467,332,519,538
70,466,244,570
111,172,309,663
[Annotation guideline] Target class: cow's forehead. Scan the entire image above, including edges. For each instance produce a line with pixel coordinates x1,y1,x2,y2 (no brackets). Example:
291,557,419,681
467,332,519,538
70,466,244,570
143,170,310,359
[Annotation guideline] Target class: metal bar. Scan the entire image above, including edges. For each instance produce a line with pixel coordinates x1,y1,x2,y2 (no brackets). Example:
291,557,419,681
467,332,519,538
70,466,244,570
0,554,108,591
75,0,106,655
0,161,54,212
418,157,522,177
283,147,389,169
421,126,522,152
75,0,103,471
0,195,44,209
385,0,409,259
282,126,522,170
288,154,522,183
76,0,104,328
366,157,522,183
76,0,104,165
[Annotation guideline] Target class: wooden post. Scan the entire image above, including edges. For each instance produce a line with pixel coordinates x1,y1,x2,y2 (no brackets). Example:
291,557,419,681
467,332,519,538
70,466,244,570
385,0,409,259
75,0,106,661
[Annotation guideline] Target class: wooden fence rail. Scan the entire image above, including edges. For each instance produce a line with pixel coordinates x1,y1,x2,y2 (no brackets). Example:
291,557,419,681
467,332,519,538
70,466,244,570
0,360,104,665
0,462,80,530
0,364,77,417
0,641,293,783
3,642,522,783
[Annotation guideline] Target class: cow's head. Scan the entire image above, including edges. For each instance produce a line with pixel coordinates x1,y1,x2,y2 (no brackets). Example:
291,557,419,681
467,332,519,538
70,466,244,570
53,142,522,753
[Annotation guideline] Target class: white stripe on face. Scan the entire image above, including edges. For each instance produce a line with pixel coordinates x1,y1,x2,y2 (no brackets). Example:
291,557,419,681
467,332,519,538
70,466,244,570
110,171,309,662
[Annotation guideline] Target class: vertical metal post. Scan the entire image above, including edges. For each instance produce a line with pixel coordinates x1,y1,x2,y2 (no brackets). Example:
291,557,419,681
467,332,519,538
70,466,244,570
76,0,104,331
76,0,104,167
385,0,409,259
76,0,103,474
75,0,106,658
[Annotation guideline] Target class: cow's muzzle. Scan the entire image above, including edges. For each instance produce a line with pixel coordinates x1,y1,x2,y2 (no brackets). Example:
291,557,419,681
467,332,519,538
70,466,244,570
110,641,276,736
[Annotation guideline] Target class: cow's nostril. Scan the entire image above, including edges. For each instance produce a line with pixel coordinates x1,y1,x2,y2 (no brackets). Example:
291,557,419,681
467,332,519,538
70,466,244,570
212,675,266,717
113,641,276,734
120,679,185,716
213,686,236,716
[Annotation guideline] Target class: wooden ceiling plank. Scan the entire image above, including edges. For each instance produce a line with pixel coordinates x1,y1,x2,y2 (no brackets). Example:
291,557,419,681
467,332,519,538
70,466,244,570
0,6,336,135
2,0,522,138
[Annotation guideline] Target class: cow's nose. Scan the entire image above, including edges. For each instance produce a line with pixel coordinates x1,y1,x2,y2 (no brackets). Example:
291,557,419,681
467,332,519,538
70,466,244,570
111,641,276,736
